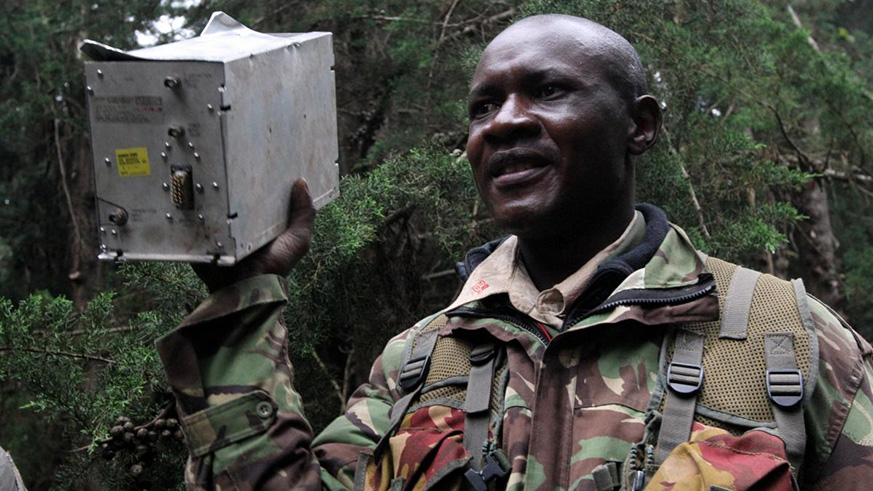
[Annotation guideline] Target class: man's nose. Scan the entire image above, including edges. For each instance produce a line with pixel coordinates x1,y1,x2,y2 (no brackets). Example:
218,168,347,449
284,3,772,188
483,95,539,143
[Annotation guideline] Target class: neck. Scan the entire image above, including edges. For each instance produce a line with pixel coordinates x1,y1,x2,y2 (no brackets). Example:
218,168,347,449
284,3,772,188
517,204,635,291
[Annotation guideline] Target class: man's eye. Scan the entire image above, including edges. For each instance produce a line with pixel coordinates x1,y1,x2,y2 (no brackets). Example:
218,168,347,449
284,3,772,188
536,85,561,98
471,102,498,118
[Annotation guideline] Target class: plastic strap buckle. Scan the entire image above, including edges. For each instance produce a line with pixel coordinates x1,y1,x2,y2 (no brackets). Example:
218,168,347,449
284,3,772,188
766,369,803,407
398,355,430,392
469,343,496,365
463,453,509,491
667,362,704,395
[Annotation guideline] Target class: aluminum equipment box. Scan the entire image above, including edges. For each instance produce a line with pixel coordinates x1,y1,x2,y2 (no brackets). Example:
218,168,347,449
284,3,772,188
82,12,339,265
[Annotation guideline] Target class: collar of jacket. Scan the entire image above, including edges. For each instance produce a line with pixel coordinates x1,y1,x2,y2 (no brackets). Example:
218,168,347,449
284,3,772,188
448,204,719,335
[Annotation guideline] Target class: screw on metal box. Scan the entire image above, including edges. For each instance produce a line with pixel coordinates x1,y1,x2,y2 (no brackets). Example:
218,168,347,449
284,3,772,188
96,69,104,78
193,152,200,160
198,214,204,221
195,183,204,192
161,152,168,159
162,183,170,191
212,182,219,189
167,126,185,138
111,230,117,236
86,86,94,95
108,208,129,226
188,142,195,149
165,213,172,220
165,142,171,149
104,157,111,166
206,104,214,111
100,227,105,233
163,76,182,89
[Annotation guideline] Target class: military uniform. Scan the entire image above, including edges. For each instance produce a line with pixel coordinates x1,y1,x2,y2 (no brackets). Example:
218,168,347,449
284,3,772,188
157,205,873,490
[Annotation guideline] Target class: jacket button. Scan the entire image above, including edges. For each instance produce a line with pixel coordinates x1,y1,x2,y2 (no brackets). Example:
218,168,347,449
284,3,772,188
256,401,274,419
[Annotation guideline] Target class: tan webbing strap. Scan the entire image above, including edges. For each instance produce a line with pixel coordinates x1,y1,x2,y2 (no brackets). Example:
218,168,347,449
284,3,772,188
656,330,705,463
463,342,496,471
718,267,762,340
764,333,806,477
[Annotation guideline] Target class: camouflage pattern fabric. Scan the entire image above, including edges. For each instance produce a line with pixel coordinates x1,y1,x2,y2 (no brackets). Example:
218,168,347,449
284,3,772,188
157,223,873,490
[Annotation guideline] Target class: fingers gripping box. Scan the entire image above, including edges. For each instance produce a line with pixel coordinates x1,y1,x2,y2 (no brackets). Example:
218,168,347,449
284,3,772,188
82,12,339,265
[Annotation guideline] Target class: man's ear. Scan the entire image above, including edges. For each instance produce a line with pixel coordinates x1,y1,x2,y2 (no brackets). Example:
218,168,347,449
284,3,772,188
627,95,662,155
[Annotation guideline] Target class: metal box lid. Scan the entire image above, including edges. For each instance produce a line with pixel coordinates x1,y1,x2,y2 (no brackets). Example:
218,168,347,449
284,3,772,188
82,11,317,63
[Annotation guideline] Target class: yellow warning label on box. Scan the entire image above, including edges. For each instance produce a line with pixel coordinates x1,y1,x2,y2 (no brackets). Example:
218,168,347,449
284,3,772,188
115,147,151,177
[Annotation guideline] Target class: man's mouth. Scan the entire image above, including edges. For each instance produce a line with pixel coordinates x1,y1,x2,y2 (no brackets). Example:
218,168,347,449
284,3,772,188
487,150,550,185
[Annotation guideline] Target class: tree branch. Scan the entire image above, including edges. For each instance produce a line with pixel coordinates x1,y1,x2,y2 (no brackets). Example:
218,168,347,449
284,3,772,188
0,346,115,365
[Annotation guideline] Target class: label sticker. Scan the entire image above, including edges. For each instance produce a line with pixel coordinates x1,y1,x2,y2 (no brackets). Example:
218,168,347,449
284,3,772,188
94,96,163,124
115,148,151,177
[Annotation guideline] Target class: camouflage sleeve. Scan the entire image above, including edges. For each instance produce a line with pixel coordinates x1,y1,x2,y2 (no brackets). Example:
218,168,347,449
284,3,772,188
801,297,873,488
155,274,409,490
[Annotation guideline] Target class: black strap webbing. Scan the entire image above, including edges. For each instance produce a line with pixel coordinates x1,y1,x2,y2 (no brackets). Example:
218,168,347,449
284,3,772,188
463,342,496,471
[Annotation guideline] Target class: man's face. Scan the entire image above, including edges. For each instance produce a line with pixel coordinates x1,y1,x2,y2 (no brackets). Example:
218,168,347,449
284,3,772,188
466,21,636,238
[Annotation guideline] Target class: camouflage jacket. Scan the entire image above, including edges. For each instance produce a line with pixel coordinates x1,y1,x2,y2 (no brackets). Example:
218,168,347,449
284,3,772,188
157,206,873,490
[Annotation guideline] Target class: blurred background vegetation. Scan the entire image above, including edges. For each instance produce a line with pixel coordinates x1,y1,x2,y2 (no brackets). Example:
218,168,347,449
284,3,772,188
0,0,871,488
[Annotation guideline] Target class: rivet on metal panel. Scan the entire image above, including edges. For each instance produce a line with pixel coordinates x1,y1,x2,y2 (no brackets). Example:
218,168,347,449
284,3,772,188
207,104,214,111
104,157,111,166
111,230,117,236
215,241,223,248
161,152,168,159
164,142,172,150
165,213,173,220
198,214,204,221
294,42,300,48
193,152,200,160
212,182,219,189
100,244,107,251
188,142,195,149
96,69,104,78
163,76,182,89
195,183,204,192
162,183,170,191
100,227,105,233
86,86,94,95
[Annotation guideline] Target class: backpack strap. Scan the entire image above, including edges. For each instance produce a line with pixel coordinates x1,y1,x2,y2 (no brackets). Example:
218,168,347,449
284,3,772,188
656,329,705,463
371,314,447,460
463,342,511,491
764,332,805,477
718,267,762,340
464,342,496,469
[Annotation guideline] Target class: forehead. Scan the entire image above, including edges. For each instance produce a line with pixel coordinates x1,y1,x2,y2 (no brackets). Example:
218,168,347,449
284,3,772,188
472,22,610,88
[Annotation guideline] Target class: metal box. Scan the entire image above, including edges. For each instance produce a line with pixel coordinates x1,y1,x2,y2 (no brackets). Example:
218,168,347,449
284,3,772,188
82,12,339,265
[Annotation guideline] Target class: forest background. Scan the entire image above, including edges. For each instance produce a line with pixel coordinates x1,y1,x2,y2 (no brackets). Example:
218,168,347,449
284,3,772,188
0,0,871,489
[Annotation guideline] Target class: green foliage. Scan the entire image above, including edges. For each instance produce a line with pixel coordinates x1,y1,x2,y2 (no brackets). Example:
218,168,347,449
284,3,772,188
0,290,185,489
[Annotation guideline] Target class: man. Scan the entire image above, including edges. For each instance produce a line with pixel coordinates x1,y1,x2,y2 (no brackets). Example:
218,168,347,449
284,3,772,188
157,14,873,490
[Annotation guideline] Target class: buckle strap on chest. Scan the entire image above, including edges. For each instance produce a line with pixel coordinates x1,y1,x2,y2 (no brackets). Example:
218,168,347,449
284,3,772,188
370,320,444,464
656,329,705,463
764,333,806,477
464,342,496,472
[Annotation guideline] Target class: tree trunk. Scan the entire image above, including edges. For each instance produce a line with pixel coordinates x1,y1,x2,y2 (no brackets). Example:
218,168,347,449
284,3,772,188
791,178,846,314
